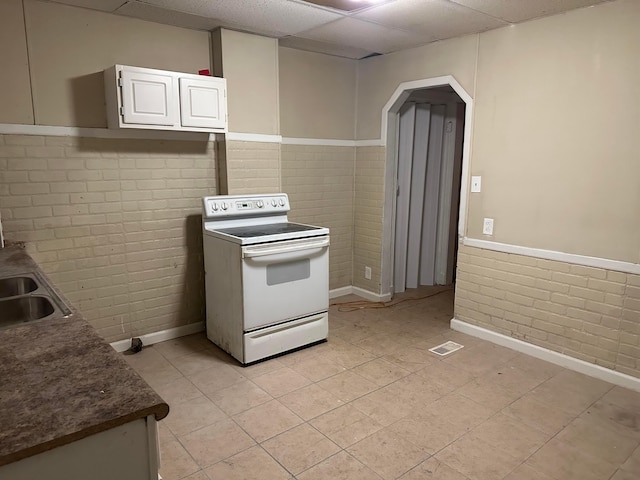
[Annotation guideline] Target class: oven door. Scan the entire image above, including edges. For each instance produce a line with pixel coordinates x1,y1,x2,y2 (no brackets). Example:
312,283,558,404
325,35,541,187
241,236,329,331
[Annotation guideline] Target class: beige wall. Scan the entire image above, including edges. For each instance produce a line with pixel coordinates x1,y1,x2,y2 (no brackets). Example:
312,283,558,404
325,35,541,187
356,35,478,140
279,48,356,140
0,0,33,125
281,145,355,289
0,1,218,342
456,246,640,379
22,0,210,128
351,0,640,375
467,0,640,263
355,0,640,282
215,29,279,135
0,134,215,342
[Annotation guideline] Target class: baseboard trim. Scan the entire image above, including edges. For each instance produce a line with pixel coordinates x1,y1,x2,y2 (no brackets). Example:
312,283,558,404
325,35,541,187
110,322,205,352
329,285,391,302
463,237,640,275
329,286,353,298
353,286,392,303
450,318,640,393
110,286,390,351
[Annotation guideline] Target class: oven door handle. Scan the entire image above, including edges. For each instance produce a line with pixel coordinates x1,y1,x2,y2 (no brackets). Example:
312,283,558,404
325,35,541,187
242,238,329,259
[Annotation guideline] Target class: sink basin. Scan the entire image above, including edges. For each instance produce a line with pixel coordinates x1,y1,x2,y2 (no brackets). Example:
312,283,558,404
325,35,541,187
0,295,55,328
0,276,38,298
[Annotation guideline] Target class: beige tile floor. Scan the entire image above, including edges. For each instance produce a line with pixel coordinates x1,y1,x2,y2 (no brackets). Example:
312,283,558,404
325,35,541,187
124,288,640,480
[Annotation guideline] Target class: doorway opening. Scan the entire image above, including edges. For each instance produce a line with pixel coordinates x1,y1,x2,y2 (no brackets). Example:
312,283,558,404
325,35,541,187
379,77,472,309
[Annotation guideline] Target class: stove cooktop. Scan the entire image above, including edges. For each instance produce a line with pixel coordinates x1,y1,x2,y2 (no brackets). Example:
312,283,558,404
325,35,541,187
215,222,323,238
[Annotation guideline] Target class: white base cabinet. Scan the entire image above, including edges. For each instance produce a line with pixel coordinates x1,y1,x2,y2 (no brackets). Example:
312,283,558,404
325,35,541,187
0,416,160,480
105,65,227,133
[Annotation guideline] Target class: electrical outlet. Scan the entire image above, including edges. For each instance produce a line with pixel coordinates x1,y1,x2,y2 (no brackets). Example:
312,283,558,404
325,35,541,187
365,266,372,280
483,218,494,235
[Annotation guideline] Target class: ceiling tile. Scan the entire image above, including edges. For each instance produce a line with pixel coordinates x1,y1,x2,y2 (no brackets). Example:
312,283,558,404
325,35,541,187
449,0,607,23
279,36,374,59
138,0,344,36
303,0,396,13
50,0,127,11
355,0,509,42
115,1,224,30
298,16,428,54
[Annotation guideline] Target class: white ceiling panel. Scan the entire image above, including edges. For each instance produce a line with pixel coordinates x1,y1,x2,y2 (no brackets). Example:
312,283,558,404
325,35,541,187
115,1,224,31
49,0,611,58
355,0,509,42
138,0,344,36
50,0,127,11
449,0,608,23
279,36,374,59
298,16,429,54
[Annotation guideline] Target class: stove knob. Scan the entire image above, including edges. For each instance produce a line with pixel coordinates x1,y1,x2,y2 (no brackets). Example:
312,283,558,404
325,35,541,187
221,202,228,210
212,203,219,211
257,200,264,208
279,198,285,207
271,199,278,207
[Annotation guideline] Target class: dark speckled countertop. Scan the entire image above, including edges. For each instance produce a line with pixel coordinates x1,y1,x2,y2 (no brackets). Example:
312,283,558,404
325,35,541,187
0,246,169,466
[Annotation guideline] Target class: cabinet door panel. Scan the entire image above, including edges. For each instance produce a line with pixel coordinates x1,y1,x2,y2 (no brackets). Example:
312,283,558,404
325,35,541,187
121,70,178,126
179,77,226,129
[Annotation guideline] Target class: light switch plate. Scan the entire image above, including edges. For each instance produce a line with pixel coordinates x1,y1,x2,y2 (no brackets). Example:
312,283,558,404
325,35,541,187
471,176,482,193
483,218,494,235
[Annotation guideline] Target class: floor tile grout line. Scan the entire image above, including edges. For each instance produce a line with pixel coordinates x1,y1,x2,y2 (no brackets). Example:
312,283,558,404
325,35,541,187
260,422,344,478
254,442,300,479
493,381,620,480
141,293,639,480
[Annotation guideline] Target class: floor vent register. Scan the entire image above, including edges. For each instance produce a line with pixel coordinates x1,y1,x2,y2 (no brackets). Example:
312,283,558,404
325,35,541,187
429,341,464,356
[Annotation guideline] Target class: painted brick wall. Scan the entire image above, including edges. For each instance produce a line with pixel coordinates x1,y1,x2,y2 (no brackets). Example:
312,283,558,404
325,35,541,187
0,134,216,342
281,144,354,289
455,245,640,378
223,140,281,194
353,146,386,292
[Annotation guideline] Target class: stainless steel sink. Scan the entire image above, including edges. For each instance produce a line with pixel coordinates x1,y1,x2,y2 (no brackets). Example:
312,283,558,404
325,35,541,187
0,276,38,298
0,296,55,327
0,271,72,329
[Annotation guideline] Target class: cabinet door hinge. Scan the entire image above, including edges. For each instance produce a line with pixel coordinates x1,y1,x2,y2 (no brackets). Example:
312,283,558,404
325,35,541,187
119,106,124,116
117,77,123,88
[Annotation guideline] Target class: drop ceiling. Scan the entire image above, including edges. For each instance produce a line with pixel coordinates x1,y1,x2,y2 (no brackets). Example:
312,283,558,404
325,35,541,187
50,0,610,59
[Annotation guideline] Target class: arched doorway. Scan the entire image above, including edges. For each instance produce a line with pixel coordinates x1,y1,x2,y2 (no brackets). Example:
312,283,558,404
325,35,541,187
378,76,473,299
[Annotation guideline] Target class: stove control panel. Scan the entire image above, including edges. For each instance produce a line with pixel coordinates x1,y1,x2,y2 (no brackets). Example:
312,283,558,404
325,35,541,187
203,194,290,218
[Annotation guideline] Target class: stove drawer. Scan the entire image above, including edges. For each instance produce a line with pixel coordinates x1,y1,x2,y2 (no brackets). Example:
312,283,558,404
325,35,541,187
243,312,328,363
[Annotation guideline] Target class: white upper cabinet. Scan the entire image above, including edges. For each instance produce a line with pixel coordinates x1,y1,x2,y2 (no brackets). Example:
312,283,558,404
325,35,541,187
179,77,226,130
120,69,179,127
105,65,227,133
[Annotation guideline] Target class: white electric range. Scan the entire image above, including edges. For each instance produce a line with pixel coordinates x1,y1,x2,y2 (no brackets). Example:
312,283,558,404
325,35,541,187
202,193,330,364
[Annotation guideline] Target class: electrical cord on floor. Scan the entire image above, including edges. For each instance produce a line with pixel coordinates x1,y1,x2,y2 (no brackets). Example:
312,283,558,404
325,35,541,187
330,286,453,312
